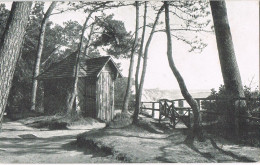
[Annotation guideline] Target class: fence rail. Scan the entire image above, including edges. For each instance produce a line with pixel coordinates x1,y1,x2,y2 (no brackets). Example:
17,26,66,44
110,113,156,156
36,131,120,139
140,97,260,128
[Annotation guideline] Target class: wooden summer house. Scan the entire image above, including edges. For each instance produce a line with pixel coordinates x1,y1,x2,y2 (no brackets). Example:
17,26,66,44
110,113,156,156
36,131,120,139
37,52,122,122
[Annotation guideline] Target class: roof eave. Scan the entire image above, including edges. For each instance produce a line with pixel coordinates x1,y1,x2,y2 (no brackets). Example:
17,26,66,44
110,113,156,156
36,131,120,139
108,57,123,78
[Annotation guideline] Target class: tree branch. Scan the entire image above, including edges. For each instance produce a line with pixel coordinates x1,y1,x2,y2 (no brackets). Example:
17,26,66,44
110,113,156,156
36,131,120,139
155,28,213,33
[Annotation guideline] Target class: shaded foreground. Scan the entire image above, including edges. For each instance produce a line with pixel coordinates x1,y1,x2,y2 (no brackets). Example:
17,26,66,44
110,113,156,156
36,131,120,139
0,116,259,163
0,120,120,163
77,116,259,163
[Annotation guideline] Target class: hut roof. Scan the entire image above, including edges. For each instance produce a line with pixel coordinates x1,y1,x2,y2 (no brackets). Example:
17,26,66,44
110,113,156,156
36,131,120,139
37,53,122,80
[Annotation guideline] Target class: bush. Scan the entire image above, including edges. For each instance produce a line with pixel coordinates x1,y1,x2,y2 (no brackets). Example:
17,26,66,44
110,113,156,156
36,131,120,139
201,85,260,122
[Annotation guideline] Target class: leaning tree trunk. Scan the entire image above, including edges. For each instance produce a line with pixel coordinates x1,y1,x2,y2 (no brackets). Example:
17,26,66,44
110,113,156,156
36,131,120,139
31,2,57,111
210,1,246,135
122,1,139,113
0,2,32,126
164,1,203,142
84,23,95,57
133,4,164,123
134,1,147,122
67,12,93,116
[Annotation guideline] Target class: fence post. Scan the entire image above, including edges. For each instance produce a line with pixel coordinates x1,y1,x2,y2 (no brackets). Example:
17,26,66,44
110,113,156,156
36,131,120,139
196,99,202,122
159,101,162,123
188,108,191,128
165,101,169,116
172,102,176,128
152,102,155,118
178,100,183,107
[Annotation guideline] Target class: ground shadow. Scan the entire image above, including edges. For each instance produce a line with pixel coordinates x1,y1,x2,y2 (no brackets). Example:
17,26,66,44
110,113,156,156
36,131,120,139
61,140,113,158
0,134,78,155
208,137,255,162
0,132,115,160
181,137,256,163
155,145,177,163
184,141,215,160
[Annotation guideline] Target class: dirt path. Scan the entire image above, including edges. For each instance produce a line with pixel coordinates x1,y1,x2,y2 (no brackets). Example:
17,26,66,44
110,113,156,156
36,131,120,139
0,121,120,163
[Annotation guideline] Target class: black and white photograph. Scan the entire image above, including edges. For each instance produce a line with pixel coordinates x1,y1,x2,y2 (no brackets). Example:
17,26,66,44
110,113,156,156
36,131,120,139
0,0,259,163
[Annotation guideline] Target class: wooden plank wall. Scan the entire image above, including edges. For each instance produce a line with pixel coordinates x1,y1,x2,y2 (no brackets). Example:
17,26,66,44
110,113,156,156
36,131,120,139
97,73,107,120
96,74,102,120
85,78,96,118
96,65,115,121
111,79,115,120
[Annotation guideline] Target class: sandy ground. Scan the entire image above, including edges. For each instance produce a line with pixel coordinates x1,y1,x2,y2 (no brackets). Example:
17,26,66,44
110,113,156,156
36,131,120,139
78,116,260,163
0,121,120,163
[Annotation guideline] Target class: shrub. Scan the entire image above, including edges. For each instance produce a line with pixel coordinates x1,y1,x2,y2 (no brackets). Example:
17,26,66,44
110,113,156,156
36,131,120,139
201,85,260,124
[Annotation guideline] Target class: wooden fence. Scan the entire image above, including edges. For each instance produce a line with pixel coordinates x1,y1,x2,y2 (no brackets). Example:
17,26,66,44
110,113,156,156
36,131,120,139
139,101,160,118
140,97,260,128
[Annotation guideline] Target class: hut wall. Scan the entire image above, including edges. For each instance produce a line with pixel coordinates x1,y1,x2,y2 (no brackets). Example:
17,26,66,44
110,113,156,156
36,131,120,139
43,78,73,115
76,77,86,115
111,79,115,120
85,78,96,118
105,64,115,120
96,65,115,121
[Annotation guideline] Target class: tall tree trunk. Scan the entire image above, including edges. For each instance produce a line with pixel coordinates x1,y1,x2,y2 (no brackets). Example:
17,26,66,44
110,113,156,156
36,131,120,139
164,1,203,142
31,2,57,111
84,23,95,57
133,4,164,122
67,12,93,116
210,1,246,135
134,1,147,121
122,1,139,113
210,1,244,98
0,2,32,126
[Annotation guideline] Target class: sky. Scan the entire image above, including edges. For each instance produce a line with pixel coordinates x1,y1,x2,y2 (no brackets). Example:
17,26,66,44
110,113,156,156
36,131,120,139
112,1,259,91
3,1,259,91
